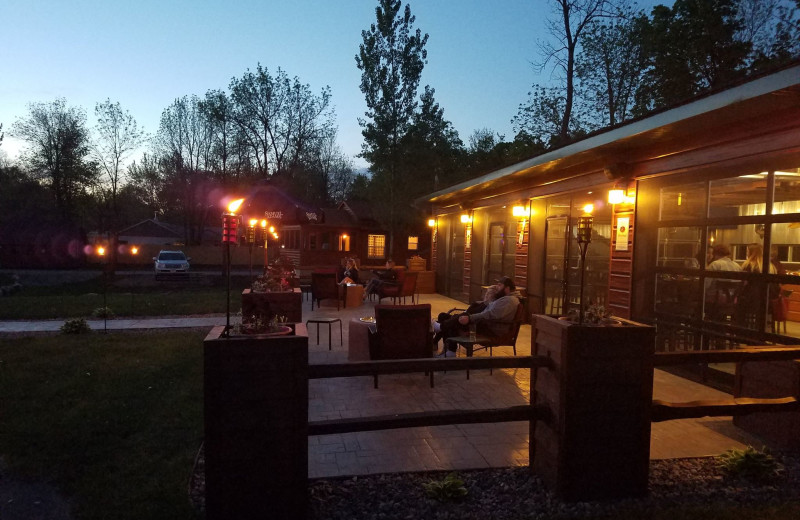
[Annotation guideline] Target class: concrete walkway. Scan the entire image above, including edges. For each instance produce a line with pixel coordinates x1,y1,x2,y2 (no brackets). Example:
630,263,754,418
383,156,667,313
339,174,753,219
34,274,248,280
0,292,767,479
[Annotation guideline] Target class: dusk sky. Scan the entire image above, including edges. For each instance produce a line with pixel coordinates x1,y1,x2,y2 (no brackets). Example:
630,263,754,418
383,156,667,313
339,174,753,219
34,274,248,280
1,0,660,169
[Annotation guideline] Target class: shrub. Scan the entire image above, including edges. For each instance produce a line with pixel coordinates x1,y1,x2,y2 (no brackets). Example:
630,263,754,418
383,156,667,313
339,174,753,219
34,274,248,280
422,472,468,501
92,306,115,319
717,446,783,482
61,318,92,334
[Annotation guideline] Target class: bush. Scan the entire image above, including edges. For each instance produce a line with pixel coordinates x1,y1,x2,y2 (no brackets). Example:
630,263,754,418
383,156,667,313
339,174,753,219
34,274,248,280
422,472,468,501
717,446,783,482
92,306,115,319
61,318,92,334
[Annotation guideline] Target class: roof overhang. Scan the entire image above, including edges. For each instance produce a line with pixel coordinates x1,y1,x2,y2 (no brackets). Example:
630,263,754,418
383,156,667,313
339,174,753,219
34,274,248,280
417,64,800,210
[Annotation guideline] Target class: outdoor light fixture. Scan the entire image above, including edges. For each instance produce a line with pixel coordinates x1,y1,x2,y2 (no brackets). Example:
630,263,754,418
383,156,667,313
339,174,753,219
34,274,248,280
512,205,528,218
260,219,269,271
222,198,245,337
428,218,435,227
460,213,471,224
576,205,594,324
608,188,625,205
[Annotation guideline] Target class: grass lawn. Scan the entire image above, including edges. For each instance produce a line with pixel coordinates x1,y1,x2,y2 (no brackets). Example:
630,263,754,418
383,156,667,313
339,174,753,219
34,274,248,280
0,275,252,320
0,330,205,520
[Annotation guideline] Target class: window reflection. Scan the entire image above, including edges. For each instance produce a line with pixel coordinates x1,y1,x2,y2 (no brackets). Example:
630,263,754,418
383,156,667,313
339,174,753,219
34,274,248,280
657,227,702,268
709,175,767,217
772,167,800,215
659,182,706,220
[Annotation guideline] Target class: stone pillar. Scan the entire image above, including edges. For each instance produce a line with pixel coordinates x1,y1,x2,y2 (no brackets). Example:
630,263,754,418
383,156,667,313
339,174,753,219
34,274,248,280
204,326,309,519
532,315,655,501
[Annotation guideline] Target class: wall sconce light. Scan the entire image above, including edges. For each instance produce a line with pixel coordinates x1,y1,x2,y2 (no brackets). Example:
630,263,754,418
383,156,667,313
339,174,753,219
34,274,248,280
512,205,528,218
460,213,472,224
608,188,625,204
428,218,436,227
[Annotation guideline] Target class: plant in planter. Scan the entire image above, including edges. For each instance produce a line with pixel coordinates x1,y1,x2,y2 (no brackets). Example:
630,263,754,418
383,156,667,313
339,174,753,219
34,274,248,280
233,314,290,335
564,302,620,325
251,256,298,293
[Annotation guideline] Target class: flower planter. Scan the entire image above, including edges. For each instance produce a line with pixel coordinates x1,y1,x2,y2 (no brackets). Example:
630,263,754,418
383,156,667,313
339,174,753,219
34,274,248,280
203,325,309,519
532,314,655,501
241,287,302,323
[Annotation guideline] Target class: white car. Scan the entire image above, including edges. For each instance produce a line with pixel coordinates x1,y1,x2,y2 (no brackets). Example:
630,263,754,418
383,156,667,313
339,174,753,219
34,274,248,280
153,250,191,279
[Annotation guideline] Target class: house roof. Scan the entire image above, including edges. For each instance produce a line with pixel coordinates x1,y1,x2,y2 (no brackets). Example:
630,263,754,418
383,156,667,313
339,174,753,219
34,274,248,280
242,184,324,225
417,62,800,210
118,219,220,242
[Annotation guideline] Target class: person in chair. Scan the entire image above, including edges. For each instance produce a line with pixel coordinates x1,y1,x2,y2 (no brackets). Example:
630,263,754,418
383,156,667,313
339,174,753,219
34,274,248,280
435,276,521,357
363,259,397,300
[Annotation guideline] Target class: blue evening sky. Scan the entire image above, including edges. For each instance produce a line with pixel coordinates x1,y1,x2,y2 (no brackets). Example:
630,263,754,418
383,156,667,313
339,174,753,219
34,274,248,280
0,0,660,169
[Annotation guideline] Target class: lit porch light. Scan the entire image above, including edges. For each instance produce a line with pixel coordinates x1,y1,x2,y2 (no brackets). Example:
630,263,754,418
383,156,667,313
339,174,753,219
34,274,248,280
608,188,625,205
460,213,471,224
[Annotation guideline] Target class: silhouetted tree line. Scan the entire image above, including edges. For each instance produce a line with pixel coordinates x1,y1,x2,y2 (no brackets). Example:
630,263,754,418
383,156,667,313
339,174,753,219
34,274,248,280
0,0,797,261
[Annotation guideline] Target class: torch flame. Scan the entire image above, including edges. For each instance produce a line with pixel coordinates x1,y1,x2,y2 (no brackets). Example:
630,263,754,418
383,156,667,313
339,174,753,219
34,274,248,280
227,198,244,214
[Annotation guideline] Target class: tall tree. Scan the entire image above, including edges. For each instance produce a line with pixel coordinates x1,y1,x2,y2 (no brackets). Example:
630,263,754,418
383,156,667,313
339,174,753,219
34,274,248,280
356,0,428,255
402,86,462,195
11,98,96,221
537,0,612,144
636,0,750,113
576,5,648,127
228,65,333,180
92,99,145,230
156,96,215,244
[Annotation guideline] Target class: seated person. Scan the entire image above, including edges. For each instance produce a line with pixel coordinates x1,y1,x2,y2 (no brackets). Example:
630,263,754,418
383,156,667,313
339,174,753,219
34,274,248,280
432,285,499,344
363,259,397,299
435,276,521,357
339,257,359,285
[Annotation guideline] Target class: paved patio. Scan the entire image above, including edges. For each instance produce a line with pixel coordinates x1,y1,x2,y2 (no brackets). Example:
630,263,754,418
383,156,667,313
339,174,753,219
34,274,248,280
304,292,765,478
0,289,767,478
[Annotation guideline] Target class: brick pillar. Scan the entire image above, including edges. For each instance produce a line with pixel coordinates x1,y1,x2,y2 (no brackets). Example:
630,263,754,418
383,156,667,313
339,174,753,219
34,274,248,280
204,327,308,519
532,315,654,501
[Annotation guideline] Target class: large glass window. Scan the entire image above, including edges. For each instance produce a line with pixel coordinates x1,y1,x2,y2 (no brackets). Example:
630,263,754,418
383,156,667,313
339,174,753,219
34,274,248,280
650,166,800,347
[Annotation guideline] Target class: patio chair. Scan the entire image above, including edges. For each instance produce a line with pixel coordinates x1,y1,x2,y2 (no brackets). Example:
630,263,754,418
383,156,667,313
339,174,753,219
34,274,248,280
444,302,525,378
377,270,418,304
368,303,433,388
311,271,339,311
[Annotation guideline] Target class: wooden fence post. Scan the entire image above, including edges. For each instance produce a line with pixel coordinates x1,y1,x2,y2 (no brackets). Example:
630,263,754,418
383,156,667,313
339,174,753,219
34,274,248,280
204,327,309,519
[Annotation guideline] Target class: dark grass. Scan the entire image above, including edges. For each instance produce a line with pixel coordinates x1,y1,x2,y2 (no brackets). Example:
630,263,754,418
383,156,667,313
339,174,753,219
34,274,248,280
0,275,254,319
0,331,206,520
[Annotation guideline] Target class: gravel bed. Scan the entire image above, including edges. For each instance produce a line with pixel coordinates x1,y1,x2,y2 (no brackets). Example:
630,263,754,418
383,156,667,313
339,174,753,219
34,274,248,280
307,454,800,519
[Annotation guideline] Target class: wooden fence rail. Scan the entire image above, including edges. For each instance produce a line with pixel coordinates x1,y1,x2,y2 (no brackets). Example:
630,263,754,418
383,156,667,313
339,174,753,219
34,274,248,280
307,355,553,436
654,346,800,366
652,346,800,422
307,355,551,379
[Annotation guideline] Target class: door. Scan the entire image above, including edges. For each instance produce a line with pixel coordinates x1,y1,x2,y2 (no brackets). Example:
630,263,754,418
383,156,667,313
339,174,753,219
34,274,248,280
486,221,507,284
544,216,570,315
446,216,465,300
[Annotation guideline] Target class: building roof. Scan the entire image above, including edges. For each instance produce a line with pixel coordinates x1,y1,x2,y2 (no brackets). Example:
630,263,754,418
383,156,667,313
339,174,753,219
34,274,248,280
417,63,800,210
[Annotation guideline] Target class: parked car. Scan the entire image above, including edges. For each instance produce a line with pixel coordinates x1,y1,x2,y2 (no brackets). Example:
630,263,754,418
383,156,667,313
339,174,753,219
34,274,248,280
153,250,190,279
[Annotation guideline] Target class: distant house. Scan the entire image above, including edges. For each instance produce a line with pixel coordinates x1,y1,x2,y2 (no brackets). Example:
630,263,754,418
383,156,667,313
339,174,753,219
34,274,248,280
238,184,428,269
117,218,220,247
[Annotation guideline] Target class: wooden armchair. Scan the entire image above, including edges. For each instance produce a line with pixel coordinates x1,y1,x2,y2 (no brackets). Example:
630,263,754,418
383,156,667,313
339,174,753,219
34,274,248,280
377,270,418,304
368,303,433,388
311,272,339,311
444,302,525,378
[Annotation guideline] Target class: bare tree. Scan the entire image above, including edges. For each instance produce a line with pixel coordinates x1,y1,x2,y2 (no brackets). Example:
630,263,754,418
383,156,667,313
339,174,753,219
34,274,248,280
92,99,145,228
536,0,613,144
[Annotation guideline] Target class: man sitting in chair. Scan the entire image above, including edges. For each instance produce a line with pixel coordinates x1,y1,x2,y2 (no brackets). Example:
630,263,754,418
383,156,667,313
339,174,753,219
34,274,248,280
435,276,521,357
